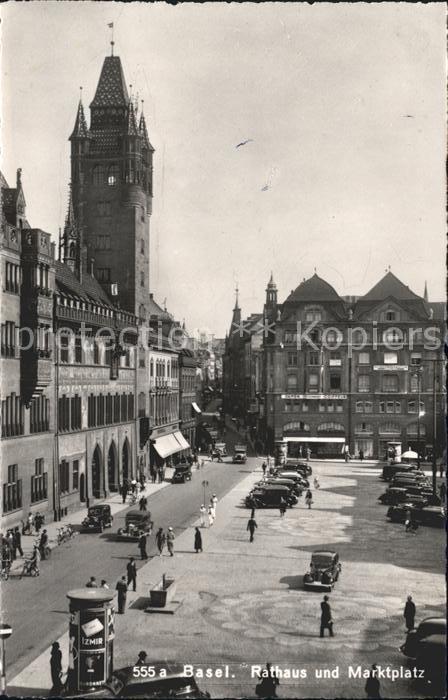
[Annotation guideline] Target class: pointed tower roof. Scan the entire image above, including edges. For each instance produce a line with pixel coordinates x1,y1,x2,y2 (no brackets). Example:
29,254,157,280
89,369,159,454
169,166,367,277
267,271,277,289
139,110,155,152
90,56,129,108
125,100,139,136
64,186,76,230
70,100,89,140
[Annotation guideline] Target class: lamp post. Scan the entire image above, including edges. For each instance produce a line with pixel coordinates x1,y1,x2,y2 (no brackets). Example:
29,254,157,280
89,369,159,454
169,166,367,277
416,367,422,469
202,479,209,506
0,623,12,694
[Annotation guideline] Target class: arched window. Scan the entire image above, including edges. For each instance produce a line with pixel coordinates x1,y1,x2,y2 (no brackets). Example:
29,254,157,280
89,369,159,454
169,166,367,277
108,164,119,186
317,422,345,433
92,165,105,185
69,242,76,259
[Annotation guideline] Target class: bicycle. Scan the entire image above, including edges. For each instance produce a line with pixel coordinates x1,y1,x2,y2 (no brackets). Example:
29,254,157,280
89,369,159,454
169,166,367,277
20,559,40,578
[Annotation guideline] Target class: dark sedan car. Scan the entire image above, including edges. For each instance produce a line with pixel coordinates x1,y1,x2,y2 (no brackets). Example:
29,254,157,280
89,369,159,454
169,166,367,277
256,478,303,496
64,663,210,698
284,460,312,476
81,505,113,533
378,488,427,507
381,463,417,481
387,504,446,528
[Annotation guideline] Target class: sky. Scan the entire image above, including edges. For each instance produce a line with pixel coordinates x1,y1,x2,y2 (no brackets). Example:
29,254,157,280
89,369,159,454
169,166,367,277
1,2,446,337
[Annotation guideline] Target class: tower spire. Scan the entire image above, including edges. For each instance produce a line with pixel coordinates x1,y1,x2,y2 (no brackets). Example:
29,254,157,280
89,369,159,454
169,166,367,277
234,283,240,309
423,280,428,302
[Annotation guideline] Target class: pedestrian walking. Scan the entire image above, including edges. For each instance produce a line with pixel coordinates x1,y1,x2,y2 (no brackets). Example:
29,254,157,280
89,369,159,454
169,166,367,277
305,490,313,509
439,481,446,503
194,527,203,553
39,529,49,560
126,557,137,592
359,449,364,462
320,595,334,637
211,493,218,510
200,504,207,527
262,462,267,478
35,512,43,533
86,576,98,588
166,527,175,556
208,505,215,527
306,447,311,462
279,497,287,517
150,466,157,484
313,477,320,490
365,664,381,699
139,496,147,511
299,446,303,459
247,516,257,542
49,641,63,696
14,526,23,557
6,530,15,561
156,527,166,556
403,595,416,631
100,580,109,589
120,483,128,504
26,512,34,535
115,576,128,614
138,532,148,560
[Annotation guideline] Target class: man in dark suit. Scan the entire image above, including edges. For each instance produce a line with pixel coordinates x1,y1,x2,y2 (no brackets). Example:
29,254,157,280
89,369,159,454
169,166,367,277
320,595,334,637
138,533,148,560
116,576,128,614
126,557,137,592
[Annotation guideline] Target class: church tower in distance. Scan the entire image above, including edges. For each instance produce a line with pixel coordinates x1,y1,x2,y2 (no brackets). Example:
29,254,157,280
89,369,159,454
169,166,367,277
69,49,154,318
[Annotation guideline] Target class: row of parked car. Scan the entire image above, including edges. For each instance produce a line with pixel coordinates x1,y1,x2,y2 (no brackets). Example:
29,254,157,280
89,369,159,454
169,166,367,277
245,460,312,509
378,463,445,528
400,616,446,693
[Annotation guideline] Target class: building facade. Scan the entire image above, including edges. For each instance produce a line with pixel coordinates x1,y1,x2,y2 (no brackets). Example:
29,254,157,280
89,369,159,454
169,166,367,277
224,272,445,461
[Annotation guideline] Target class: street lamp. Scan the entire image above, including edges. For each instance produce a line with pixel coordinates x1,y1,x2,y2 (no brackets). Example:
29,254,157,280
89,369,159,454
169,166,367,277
415,367,423,468
0,623,12,693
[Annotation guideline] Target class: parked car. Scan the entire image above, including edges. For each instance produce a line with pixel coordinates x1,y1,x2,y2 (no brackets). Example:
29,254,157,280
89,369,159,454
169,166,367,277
284,460,312,476
81,505,113,533
275,471,309,489
415,634,447,691
303,550,341,591
382,463,417,481
171,464,192,483
387,504,446,528
256,477,303,496
233,445,247,464
245,484,297,509
400,617,446,658
64,662,210,698
117,510,154,540
378,488,427,507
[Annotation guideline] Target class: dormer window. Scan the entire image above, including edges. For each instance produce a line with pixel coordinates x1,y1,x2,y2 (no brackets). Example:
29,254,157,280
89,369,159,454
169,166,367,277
305,307,322,323
384,309,399,322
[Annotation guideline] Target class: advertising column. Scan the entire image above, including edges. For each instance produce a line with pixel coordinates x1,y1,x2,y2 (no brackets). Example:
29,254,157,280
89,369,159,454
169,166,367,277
66,589,115,692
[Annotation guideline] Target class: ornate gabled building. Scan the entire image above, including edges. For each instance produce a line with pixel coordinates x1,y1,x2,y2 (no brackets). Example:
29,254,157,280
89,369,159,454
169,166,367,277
224,271,445,462
69,50,154,319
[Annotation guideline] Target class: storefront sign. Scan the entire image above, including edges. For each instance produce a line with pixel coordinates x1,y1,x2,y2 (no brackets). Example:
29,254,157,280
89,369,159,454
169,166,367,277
281,394,347,400
373,365,408,371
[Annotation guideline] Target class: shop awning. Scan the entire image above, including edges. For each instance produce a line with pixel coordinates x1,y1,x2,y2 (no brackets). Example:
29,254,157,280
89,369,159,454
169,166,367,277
285,437,346,443
192,402,202,414
173,431,190,450
153,434,184,459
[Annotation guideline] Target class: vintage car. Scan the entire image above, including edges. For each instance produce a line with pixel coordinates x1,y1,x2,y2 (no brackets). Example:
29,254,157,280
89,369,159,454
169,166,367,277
381,463,417,481
275,471,309,489
245,484,297,509
81,505,113,533
415,634,447,692
378,488,427,507
171,464,192,484
63,662,210,698
303,550,341,591
284,460,312,476
116,510,154,540
260,477,303,496
386,504,446,528
400,617,446,658
233,445,247,464
211,442,227,459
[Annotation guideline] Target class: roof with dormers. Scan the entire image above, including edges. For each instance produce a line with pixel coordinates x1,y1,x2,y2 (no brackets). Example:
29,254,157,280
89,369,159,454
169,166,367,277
91,56,129,108
55,260,113,307
285,273,343,303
